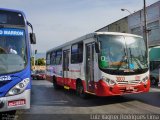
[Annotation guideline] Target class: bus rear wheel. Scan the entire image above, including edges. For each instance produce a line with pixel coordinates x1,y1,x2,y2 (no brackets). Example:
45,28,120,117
76,81,87,99
53,76,60,89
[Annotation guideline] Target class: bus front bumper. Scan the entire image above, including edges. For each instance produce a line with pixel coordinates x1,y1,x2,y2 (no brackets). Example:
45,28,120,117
95,80,150,96
0,89,30,112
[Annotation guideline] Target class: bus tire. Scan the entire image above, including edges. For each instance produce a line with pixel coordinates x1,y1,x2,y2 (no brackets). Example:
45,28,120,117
151,77,158,86
76,80,87,99
53,76,60,89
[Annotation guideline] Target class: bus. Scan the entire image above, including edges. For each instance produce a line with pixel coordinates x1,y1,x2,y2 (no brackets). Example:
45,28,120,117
0,8,36,111
46,32,150,97
150,60,160,85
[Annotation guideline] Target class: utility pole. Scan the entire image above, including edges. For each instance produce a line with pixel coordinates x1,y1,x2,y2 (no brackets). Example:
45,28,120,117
34,49,37,70
143,0,148,50
33,45,35,70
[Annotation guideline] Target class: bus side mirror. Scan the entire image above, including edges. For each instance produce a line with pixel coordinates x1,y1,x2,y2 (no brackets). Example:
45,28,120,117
95,42,100,53
30,33,36,44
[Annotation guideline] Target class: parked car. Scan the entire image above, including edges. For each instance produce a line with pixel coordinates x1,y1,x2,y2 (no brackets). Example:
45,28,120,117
31,71,36,80
31,70,46,80
150,69,159,86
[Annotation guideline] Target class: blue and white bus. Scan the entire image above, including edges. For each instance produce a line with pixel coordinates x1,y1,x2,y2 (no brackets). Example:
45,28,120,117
0,8,36,112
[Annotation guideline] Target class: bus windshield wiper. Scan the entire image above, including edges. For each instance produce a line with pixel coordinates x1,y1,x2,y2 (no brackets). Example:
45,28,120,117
117,48,127,70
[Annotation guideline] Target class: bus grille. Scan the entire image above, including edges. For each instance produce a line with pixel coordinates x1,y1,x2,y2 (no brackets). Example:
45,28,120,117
117,80,140,85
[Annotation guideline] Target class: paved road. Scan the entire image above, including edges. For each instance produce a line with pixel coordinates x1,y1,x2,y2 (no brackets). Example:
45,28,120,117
6,80,160,120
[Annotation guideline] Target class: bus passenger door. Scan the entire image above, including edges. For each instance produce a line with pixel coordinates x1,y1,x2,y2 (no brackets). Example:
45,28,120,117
63,50,70,86
86,43,95,93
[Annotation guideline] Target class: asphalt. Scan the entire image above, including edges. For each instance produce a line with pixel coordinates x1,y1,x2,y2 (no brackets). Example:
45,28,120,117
1,80,160,120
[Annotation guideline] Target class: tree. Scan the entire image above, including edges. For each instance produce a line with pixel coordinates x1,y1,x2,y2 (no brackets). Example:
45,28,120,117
35,58,46,66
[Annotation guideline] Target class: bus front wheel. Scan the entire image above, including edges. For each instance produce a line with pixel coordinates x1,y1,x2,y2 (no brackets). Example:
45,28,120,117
76,81,87,99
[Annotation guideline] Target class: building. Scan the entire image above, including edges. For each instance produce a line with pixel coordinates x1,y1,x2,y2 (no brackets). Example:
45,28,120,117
128,1,160,47
96,17,128,33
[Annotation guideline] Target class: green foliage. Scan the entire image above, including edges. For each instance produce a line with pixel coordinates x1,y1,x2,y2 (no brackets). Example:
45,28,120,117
31,57,45,66
35,58,46,66
31,57,34,66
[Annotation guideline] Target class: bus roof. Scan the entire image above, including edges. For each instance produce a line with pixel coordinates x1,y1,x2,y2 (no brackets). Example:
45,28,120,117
96,32,142,38
46,32,143,53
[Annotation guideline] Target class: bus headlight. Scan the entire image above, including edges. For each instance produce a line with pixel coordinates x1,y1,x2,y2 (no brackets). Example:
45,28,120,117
142,76,148,84
6,78,30,96
102,77,116,86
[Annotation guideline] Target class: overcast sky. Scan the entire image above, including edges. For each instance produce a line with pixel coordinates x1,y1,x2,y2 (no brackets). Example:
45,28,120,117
0,0,159,53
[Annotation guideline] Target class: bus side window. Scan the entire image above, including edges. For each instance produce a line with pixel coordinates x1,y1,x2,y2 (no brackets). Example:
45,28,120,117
55,50,62,65
78,42,83,63
71,42,83,64
46,53,50,65
50,51,56,65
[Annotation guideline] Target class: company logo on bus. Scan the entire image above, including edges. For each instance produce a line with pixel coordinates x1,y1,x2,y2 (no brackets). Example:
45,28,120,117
135,76,140,80
0,76,11,81
116,76,125,82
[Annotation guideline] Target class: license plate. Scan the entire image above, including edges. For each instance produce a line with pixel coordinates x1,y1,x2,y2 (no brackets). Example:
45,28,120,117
126,86,134,90
8,99,26,107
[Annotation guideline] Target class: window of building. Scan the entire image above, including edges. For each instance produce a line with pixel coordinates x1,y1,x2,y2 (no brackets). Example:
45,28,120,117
71,42,83,64
147,21,160,41
131,27,142,36
117,26,120,32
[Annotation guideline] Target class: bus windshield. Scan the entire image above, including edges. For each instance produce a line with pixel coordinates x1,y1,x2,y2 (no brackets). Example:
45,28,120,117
98,35,148,75
0,28,27,74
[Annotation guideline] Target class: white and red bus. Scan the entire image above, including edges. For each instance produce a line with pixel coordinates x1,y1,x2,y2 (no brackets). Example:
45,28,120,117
46,32,150,97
